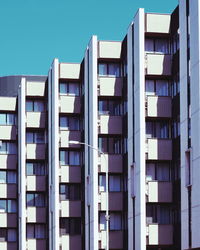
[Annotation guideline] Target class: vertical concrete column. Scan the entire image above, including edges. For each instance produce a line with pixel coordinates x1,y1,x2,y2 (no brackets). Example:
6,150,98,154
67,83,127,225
48,59,60,250
84,36,98,250
18,78,26,250
127,8,146,250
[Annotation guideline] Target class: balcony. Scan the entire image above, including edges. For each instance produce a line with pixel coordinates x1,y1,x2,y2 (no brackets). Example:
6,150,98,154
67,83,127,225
99,231,123,249
60,235,82,250
0,97,16,111
60,131,81,148
146,96,171,118
27,239,46,250
98,77,123,96
0,184,17,198
99,154,123,173
99,192,123,211
60,165,81,183
145,13,171,34
60,200,81,217
0,242,17,250
59,63,80,79
26,176,46,191
98,41,122,59
146,181,173,203
146,139,172,160
26,112,46,128
147,224,173,245
27,207,46,223
26,81,46,96
26,144,46,160
0,155,17,169
99,115,122,134
0,213,17,227
60,96,81,113
145,54,171,76
0,126,16,140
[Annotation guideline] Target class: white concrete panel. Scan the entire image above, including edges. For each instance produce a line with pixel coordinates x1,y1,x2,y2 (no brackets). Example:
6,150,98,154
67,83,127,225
146,13,171,33
146,54,171,75
0,97,16,111
99,77,123,96
27,207,36,222
0,125,16,140
0,213,7,227
27,239,36,250
26,81,46,96
60,63,81,79
98,41,122,58
26,112,46,128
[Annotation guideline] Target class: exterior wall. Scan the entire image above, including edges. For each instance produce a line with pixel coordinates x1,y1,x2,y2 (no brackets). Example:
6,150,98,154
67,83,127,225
179,1,190,249
189,0,200,248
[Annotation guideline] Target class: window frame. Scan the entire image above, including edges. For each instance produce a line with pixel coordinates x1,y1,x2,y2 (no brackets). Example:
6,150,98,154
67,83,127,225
98,62,122,77
59,82,80,96
60,150,81,166
26,193,46,207
60,218,81,235
26,224,46,239
26,100,45,112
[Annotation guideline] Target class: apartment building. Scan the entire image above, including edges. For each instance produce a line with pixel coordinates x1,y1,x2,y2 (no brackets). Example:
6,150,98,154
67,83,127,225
0,0,199,250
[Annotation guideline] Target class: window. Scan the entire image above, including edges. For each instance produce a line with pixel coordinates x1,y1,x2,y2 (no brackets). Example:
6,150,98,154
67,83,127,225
26,100,45,112
0,142,17,154
98,137,122,154
59,184,81,201
0,229,17,242
171,33,179,54
98,100,121,115
145,80,170,96
0,200,17,213
59,82,80,96
146,204,172,224
0,171,17,184
171,73,180,97
98,63,121,77
26,132,45,144
99,212,106,231
145,38,170,54
26,162,45,175
146,163,171,181
60,151,81,165
26,193,46,207
109,175,122,192
59,116,80,130
146,121,170,139
110,213,122,230
60,218,81,235
27,224,46,239
0,114,15,125
99,174,106,192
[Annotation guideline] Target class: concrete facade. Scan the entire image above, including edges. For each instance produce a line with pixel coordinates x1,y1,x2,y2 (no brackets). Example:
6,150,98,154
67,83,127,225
1,1,200,249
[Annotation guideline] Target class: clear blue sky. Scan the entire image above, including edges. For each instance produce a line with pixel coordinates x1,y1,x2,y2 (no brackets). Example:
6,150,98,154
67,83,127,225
0,0,178,76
